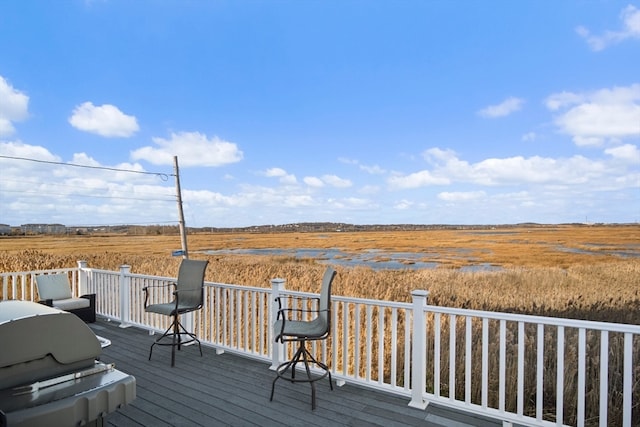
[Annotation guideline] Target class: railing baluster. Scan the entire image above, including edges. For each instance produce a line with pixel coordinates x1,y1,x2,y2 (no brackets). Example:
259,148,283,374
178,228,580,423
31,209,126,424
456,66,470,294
499,319,506,412
577,328,586,426
599,330,608,427
378,306,384,384
391,307,398,388
434,312,441,399
342,301,349,377
465,316,472,404
450,314,456,402
236,289,242,349
623,332,632,427
518,321,525,416
557,325,565,426
354,303,361,379
243,290,249,352
482,317,488,409
537,323,544,422
404,308,411,392
365,304,372,382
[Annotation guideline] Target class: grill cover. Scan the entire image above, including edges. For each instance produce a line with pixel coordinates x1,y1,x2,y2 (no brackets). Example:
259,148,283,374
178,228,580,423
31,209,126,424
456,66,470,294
0,301,136,427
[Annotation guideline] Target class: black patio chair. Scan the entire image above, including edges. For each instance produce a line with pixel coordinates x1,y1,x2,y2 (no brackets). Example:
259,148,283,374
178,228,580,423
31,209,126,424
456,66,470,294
270,266,337,409
143,258,209,367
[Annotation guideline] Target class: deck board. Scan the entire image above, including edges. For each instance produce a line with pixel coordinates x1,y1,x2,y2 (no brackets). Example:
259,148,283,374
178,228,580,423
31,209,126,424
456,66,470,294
90,319,502,427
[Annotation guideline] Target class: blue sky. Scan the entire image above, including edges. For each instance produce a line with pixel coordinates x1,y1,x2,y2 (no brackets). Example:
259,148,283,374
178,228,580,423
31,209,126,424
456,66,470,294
0,1,639,228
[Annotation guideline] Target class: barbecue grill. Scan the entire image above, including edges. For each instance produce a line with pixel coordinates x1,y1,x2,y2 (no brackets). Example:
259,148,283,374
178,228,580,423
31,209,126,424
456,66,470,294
0,300,136,427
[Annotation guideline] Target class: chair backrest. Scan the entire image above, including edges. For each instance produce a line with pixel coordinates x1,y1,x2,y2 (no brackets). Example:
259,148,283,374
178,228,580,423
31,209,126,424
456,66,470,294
35,274,73,301
318,267,337,331
176,259,209,308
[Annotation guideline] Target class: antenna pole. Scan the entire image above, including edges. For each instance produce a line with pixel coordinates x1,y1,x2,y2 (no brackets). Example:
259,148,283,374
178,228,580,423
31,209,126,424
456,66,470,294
174,156,189,258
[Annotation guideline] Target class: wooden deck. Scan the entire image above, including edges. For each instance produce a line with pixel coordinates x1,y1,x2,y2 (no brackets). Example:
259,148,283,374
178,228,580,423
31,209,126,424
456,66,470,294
90,319,504,427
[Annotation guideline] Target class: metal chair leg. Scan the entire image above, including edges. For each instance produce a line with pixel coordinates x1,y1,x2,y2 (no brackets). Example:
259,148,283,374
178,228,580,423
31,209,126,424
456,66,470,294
148,314,202,367
270,339,332,409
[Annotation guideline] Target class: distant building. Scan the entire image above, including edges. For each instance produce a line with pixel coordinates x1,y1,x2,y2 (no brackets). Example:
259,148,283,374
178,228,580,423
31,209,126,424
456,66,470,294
20,223,67,235
0,224,11,235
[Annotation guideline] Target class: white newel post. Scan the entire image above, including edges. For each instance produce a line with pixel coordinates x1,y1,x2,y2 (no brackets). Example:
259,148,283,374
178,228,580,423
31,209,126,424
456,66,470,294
77,260,88,296
269,278,286,370
119,265,132,328
409,289,429,409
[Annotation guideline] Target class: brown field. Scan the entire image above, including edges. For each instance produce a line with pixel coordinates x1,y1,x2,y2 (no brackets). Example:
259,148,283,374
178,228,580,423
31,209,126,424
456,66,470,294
2,224,639,424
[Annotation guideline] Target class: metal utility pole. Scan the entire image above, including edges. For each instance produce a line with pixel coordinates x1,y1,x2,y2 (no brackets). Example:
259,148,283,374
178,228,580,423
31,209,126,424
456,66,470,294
174,156,189,258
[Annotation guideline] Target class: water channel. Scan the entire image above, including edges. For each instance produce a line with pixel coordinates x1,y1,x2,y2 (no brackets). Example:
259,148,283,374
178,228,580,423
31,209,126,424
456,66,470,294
201,242,639,271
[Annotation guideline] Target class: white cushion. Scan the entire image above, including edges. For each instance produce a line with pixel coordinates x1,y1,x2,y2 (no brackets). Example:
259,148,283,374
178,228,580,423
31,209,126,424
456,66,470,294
52,297,90,310
36,274,73,300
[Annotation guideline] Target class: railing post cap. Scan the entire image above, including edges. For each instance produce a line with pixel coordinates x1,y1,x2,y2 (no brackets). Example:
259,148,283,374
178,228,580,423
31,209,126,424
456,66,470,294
411,290,429,297
271,278,286,284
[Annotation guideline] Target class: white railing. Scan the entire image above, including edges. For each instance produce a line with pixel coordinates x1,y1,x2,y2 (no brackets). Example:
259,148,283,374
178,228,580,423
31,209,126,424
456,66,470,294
1,262,638,427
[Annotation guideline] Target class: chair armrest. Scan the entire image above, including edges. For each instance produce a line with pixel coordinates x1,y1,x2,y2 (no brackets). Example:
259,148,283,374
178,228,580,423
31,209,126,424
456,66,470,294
80,293,96,309
276,306,325,319
274,295,320,320
143,282,176,308
274,295,320,310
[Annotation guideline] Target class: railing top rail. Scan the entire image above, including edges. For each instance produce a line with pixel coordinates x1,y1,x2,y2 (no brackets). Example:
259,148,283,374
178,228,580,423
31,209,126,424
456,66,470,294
204,281,271,293
269,287,413,310
426,303,640,333
0,267,79,276
82,267,121,275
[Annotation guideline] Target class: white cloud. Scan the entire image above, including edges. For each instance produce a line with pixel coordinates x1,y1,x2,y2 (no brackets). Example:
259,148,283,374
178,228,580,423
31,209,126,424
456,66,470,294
0,76,29,137
393,199,414,210
132,131,243,167
264,167,297,184
359,164,386,174
265,167,287,178
0,140,56,162
605,144,640,163
69,102,139,137
521,132,537,142
477,97,524,118
388,170,450,189
545,91,585,111
303,174,351,188
576,5,640,51
340,157,386,174
304,176,324,187
322,174,352,188
423,147,458,164
390,148,626,188
546,84,640,146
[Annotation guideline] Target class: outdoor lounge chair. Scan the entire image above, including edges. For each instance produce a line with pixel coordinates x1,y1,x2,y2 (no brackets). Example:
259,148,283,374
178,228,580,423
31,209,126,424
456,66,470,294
270,266,337,410
35,273,96,323
143,258,209,367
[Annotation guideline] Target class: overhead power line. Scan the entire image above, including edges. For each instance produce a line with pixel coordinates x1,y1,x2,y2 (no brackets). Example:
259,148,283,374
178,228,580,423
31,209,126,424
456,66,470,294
0,188,176,202
0,155,172,181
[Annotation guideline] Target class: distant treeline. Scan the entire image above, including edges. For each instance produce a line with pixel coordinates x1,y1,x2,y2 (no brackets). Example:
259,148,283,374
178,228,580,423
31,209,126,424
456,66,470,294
2,221,627,236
